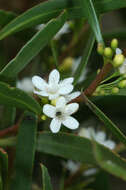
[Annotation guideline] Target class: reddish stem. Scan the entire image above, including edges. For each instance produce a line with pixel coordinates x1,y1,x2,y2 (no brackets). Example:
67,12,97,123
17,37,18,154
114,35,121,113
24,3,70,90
71,62,113,103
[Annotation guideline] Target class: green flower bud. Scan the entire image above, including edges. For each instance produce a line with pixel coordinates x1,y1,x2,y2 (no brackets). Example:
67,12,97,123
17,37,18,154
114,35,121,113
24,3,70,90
111,87,119,94
104,47,113,58
112,54,125,67
41,114,47,121
97,43,104,55
111,38,118,49
41,97,49,104
118,80,126,88
59,57,73,72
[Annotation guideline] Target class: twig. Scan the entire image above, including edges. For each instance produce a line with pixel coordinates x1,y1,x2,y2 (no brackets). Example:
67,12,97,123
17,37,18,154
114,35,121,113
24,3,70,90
71,62,113,103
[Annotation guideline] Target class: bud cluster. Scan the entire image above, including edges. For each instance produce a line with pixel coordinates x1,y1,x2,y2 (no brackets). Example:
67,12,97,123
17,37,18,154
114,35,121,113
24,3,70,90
97,39,125,69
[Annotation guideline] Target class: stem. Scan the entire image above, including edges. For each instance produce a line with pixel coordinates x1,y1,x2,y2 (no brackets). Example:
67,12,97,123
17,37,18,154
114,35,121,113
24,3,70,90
71,62,113,103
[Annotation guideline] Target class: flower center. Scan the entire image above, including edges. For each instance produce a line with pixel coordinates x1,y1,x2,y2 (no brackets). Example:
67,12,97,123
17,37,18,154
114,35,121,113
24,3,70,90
46,85,59,94
56,111,62,117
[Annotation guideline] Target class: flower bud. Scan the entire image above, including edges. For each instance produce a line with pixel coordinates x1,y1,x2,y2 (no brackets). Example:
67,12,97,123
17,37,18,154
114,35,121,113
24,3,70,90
118,80,126,88
51,99,57,106
41,114,47,121
104,47,113,58
59,57,73,72
41,97,48,104
111,39,118,49
111,87,119,94
97,43,104,55
112,54,125,67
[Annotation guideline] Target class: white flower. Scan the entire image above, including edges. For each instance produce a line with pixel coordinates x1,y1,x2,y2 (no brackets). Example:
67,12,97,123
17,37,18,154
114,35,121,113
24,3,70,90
32,69,74,100
63,160,98,176
43,96,79,133
116,48,126,74
79,127,116,150
16,77,34,93
64,91,81,103
63,160,80,174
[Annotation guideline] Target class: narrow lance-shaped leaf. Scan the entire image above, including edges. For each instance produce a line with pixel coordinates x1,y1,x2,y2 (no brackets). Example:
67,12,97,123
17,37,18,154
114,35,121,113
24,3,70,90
10,112,37,190
83,95,126,146
0,148,8,190
0,10,67,78
73,32,95,85
0,0,126,40
81,0,104,44
92,139,126,181
0,82,41,115
37,132,126,181
0,10,16,27
41,164,53,190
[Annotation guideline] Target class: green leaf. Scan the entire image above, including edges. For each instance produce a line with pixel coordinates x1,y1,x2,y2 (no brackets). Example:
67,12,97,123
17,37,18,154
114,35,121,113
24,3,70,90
95,0,126,14
41,164,53,190
0,10,16,27
0,0,126,40
0,82,41,115
93,140,126,181
37,132,126,180
1,107,16,129
81,0,103,44
10,112,37,190
84,95,126,146
73,32,95,85
0,11,67,78
0,148,8,190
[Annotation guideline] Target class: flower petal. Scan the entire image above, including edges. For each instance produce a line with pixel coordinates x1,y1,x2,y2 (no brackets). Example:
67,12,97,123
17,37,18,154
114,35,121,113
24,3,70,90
32,76,47,90
62,116,79,129
49,69,60,85
56,97,66,109
50,118,61,133
119,59,126,74
116,48,122,55
95,131,106,142
60,77,74,86
103,140,116,150
59,84,73,95
65,91,81,102
43,104,56,118
33,90,48,97
48,93,59,100
65,103,79,115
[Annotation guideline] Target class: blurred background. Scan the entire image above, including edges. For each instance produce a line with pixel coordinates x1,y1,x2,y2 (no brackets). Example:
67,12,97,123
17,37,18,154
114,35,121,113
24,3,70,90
0,1,126,190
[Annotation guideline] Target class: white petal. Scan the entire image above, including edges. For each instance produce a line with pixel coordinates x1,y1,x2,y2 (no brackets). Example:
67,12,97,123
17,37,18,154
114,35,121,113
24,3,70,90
65,91,81,102
119,60,126,74
116,48,122,55
95,131,106,142
56,97,66,109
50,118,61,133
33,90,48,97
103,140,116,150
49,69,60,85
43,104,56,118
32,76,47,90
60,77,74,85
48,93,59,100
78,128,91,139
65,103,79,115
62,116,79,129
59,84,73,95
